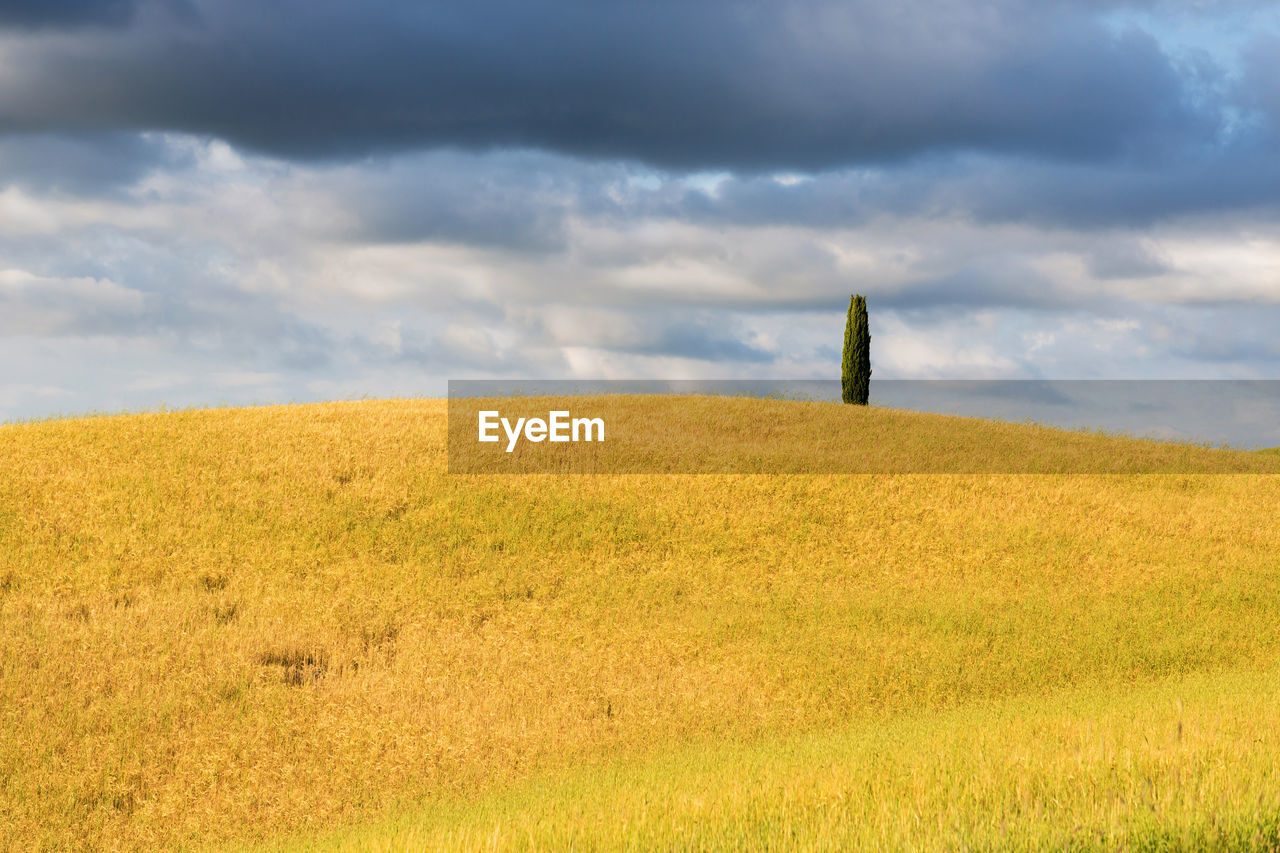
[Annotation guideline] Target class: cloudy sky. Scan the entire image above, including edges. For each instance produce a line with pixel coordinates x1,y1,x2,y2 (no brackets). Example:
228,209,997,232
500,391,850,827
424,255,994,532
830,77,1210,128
2,0,1279,419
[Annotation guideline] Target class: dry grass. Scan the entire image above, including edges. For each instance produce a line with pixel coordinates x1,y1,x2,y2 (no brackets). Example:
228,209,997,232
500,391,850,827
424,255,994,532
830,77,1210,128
2,398,1279,850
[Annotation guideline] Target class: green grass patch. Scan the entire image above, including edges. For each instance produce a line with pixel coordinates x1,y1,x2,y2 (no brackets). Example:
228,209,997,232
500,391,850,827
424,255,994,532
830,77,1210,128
256,666,1280,852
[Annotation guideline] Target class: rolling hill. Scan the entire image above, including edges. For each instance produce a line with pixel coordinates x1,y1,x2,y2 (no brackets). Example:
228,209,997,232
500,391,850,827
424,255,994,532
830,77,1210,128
2,397,1279,851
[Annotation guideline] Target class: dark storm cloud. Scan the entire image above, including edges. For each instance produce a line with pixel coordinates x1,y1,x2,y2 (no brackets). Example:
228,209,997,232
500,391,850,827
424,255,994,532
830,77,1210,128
0,0,139,28
960,147,1280,228
417,144,1276,248
0,0,1222,172
333,151,582,250
657,140,1280,232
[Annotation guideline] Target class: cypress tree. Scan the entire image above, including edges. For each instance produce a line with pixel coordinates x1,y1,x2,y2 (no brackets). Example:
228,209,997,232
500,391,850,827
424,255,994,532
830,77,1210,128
841,294,871,405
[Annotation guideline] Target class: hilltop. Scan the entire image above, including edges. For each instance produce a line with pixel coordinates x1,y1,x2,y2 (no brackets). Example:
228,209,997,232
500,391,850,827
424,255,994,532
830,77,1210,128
2,398,1279,851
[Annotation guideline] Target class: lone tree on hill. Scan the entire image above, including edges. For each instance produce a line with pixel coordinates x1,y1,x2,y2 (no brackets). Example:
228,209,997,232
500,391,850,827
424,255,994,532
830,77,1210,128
842,294,871,405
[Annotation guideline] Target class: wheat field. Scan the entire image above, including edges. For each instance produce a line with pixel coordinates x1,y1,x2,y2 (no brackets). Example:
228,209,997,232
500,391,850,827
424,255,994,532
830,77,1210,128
3,398,1280,851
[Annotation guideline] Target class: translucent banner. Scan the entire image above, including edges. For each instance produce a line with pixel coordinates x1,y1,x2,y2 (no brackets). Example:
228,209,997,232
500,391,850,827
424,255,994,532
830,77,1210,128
447,380,1280,474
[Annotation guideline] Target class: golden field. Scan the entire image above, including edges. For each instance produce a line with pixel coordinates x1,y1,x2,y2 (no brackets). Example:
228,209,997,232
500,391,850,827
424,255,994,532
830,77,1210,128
2,397,1280,851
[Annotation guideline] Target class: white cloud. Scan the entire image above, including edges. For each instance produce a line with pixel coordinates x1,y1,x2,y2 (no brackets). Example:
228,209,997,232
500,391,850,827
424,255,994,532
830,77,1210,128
2,135,1280,421
211,371,282,388
874,316,1022,378
0,269,144,335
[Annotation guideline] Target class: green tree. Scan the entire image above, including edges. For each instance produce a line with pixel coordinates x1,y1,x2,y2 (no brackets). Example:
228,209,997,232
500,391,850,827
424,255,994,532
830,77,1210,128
842,294,871,405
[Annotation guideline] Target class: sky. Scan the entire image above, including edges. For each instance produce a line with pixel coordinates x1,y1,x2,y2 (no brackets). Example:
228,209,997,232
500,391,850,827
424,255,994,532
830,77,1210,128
2,0,1280,420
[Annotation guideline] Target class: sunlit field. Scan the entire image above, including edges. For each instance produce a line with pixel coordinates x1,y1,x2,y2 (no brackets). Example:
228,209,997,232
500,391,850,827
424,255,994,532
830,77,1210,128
3,398,1280,851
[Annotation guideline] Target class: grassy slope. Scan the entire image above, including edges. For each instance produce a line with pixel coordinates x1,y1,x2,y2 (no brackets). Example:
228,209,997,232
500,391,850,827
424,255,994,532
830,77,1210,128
2,398,1280,850
271,668,1280,852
